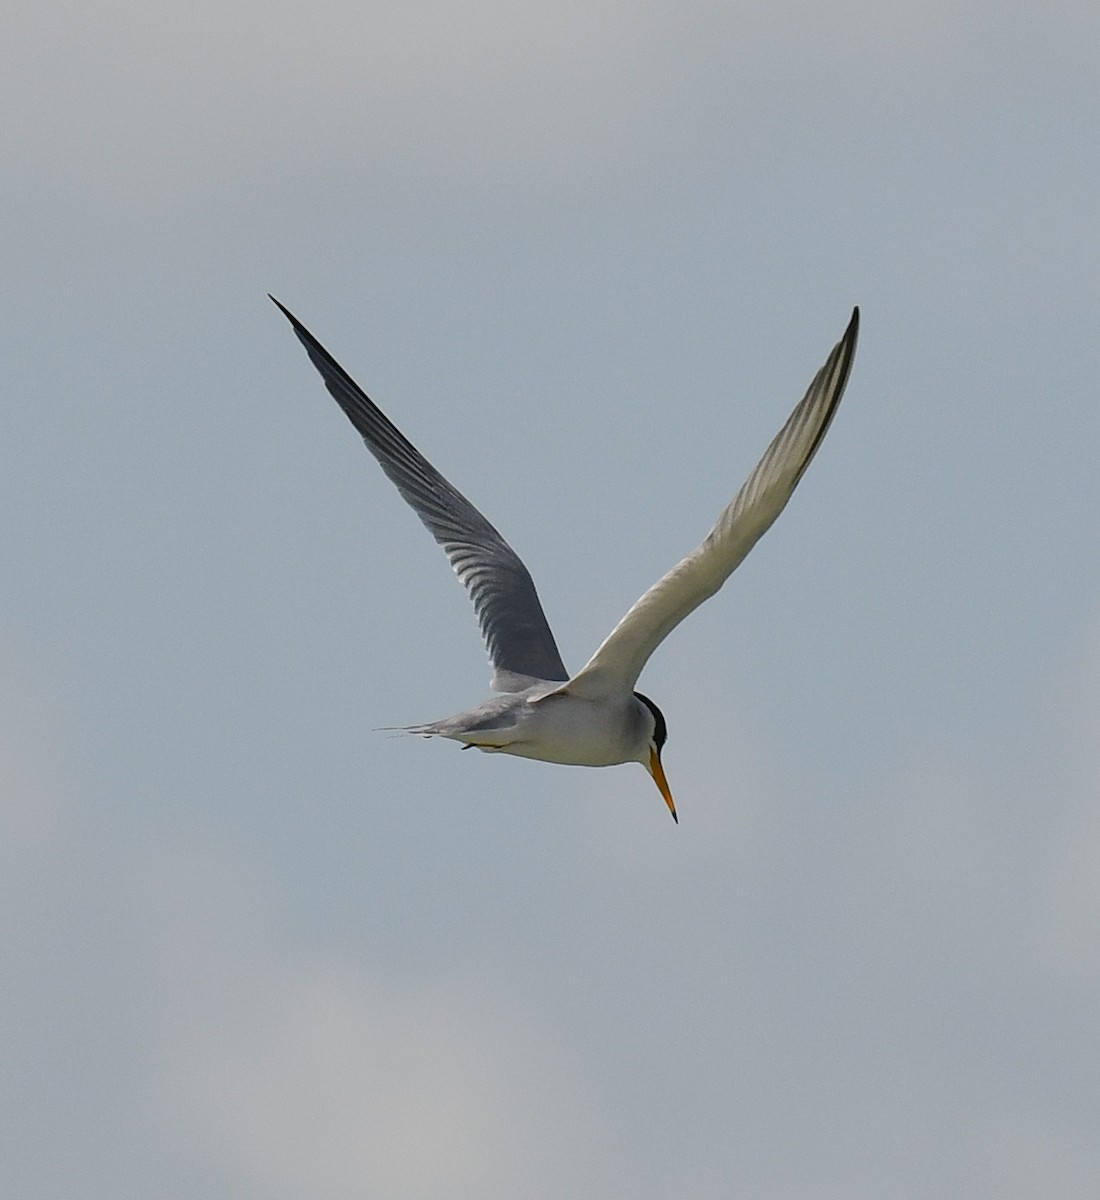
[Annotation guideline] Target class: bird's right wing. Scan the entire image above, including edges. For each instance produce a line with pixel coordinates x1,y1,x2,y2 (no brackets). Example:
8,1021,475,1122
272,298,569,690
561,308,859,700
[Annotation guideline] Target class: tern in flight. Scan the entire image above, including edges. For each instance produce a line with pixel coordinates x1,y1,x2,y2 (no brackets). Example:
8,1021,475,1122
272,298,859,822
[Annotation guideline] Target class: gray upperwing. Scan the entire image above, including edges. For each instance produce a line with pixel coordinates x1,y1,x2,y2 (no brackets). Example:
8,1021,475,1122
272,297,569,687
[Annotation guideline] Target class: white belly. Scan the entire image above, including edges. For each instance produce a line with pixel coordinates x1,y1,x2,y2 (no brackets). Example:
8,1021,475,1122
444,691,640,768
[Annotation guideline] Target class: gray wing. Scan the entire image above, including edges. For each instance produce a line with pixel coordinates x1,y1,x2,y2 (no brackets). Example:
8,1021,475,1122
271,297,569,689
563,308,859,699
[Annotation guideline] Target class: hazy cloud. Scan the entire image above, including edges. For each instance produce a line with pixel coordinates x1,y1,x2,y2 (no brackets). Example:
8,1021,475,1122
2,0,673,196
7,0,1073,202
144,847,618,1199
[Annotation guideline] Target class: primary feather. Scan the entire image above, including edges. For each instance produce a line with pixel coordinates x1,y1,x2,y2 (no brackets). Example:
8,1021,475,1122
270,297,569,689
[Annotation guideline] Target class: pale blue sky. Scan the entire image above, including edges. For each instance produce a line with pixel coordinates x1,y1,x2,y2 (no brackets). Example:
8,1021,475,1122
3,2,1099,1196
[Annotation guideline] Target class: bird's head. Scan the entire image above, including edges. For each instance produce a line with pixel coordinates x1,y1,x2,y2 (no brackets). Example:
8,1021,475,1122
634,692,676,823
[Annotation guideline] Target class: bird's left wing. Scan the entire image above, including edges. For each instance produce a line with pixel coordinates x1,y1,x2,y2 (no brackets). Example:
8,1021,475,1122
272,298,569,690
561,308,859,699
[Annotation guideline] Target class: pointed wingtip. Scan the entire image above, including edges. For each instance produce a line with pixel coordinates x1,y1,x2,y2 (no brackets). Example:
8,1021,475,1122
269,296,325,359
269,294,294,322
